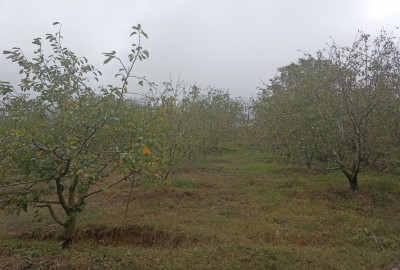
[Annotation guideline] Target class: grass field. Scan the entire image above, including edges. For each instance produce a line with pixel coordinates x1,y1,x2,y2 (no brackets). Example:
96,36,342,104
0,146,399,269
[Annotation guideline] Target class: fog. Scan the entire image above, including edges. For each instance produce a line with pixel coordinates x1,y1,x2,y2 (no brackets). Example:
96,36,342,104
1,0,400,97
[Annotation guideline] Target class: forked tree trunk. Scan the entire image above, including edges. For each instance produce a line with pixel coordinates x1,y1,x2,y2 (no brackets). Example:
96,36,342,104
61,214,77,249
345,171,359,191
335,153,360,191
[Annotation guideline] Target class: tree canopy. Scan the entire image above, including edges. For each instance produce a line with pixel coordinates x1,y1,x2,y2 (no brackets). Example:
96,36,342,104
255,30,400,190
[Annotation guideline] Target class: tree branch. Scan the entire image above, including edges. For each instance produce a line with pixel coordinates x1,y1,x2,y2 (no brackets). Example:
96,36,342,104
47,204,65,226
79,169,141,203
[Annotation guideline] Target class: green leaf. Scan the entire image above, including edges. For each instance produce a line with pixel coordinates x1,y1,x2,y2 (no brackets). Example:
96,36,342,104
132,24,141,31
0,81,14,95
141,31,148,39
32,38,41,46
103,56,113,64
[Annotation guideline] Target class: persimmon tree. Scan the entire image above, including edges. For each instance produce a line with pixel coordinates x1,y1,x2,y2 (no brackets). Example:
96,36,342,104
136,83,244,180
0,23,153,248
178,86,242,158
255,30,400,191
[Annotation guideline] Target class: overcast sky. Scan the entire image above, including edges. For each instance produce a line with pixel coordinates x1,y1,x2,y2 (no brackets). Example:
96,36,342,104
1,0,400,98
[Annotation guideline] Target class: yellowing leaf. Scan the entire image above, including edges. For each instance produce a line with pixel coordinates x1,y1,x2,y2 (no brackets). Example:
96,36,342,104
76,169,82,176
13,129,25,137
142,146,151,155
164,180,171,185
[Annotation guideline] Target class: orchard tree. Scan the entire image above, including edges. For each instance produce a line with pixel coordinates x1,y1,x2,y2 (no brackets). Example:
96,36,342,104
0,23,154,248
154,80,192,180
135,83,245,180
202,88,242,149
143,83,243,179
125,79,190,182
235,97,255,144
255,58,338,168
179,86,242,158
255,30,400,191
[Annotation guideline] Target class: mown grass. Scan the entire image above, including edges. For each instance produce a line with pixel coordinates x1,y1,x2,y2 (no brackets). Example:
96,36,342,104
0,145,399,269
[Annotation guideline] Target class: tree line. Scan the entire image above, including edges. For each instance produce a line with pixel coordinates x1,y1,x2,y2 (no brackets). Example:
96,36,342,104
1,24,399,247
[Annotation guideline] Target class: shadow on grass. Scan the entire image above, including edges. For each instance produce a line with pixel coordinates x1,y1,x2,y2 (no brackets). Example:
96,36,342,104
15,224,200,248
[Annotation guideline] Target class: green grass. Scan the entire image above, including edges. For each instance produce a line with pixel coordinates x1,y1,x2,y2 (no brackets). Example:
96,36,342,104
0,145,399,269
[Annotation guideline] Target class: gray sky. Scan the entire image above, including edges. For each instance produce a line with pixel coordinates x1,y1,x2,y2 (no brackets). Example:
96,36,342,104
1,0,400,98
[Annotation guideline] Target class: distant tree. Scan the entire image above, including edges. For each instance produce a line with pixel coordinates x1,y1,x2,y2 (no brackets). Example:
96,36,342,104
255,30,400,191
146,83,244,180
0,23,154,248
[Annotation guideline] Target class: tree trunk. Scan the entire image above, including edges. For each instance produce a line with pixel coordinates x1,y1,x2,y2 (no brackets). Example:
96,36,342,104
306,161,312,169
61,214,76,249
305,152,313,169
347,172,359,191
